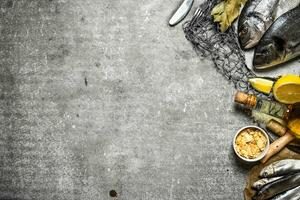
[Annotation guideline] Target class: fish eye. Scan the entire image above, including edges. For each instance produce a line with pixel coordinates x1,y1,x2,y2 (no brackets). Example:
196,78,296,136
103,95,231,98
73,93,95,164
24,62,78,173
261,49,270,56
240,26,248,35
272,36,285,52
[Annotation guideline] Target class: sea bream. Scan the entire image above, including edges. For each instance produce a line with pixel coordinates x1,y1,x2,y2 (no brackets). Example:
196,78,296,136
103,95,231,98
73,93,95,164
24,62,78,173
274,0,300,18
238,0,300,49
238,0,280,49
253,6,300,69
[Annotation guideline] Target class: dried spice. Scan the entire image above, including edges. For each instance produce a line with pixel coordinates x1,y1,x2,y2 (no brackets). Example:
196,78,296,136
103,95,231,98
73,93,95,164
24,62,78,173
251,110,286,126
235,128,267,159
211,0,248,32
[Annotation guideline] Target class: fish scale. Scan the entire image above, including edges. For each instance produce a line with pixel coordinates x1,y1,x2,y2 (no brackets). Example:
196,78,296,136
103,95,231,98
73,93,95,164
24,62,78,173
255,0,278,16
270,186,300,200
274,0,300,18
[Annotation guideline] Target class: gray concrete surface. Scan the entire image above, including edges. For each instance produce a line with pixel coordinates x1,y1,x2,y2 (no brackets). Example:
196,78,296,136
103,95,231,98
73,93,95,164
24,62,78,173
1,0,299,200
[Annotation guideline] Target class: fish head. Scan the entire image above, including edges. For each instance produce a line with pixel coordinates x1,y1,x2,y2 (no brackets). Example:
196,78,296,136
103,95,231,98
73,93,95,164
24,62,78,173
238,16,265,49
259,164,275,177
253,36,286,69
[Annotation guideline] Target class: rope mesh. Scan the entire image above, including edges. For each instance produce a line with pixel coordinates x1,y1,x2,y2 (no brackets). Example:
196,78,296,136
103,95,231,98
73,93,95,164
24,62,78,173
183,0,257,93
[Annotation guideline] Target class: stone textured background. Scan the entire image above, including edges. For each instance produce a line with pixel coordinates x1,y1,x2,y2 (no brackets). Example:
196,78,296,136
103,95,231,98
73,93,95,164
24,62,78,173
0,0,299,199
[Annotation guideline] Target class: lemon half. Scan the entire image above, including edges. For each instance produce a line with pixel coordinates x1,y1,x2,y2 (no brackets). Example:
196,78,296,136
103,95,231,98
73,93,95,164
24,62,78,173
288,118,300,139
273,75,300,104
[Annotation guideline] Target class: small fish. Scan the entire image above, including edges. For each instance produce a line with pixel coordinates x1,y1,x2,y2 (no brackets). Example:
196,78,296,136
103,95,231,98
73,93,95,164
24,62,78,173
260,159,300,178
270,185,300,200
253,6,300,69
253,172,300,200
252,176,283,190
238,0,279,49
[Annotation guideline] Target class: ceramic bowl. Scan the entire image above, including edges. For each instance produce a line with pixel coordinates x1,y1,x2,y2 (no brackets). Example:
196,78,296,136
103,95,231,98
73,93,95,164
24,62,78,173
233,125,270,163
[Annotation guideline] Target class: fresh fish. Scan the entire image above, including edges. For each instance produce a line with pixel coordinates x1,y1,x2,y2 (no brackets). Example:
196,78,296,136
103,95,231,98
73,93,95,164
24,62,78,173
253,172,300,200
252,176,283,190
253,6,300,69
270,185,300,200
260,159,300,178
274,0,300,19
238,0,279,49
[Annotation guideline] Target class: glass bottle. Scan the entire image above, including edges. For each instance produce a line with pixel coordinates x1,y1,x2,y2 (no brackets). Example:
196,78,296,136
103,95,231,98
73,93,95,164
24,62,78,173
234,91,294,121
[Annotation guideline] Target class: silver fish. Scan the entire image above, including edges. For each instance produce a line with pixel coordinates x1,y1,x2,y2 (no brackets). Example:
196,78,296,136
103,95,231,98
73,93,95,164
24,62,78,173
238,0,279,49
274,0,300,19
270,185,300,200
260,159,300,178
252,176,283,190
253,172,300,200
253,6,300,69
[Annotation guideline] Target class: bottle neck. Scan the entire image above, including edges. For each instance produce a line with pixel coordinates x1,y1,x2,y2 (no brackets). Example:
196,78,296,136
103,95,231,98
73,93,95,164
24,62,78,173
246,95,257,108
234,92,257,108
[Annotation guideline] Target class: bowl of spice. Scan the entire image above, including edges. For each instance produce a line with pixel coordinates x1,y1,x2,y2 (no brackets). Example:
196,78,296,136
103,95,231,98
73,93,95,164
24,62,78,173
233,126,269,162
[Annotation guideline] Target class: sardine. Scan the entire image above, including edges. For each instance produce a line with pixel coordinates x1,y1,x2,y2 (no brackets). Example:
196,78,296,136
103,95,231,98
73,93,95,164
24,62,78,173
253,6,300,69
238,0,279,49
253,172,300,200
270,185,300,200
252,176,283,190
260,159,300,178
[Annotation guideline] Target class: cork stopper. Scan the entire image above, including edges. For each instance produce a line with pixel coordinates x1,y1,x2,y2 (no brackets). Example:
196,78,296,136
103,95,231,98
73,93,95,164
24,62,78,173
266,119,287,136
234,91,257,108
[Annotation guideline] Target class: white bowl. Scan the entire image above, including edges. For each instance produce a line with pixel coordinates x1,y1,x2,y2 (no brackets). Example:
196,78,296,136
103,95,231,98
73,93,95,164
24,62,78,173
233,125,270,163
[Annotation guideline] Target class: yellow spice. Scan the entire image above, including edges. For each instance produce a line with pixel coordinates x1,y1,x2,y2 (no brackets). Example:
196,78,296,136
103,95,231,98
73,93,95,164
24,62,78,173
235,128,267,159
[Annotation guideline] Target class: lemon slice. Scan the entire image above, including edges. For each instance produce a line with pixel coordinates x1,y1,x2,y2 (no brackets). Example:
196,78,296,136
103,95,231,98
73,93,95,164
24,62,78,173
288,118,300,139
273,75,300,104
249,78,274,94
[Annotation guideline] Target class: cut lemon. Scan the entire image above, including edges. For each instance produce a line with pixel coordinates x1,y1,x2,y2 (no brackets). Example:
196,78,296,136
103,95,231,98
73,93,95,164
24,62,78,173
249,78,274,94
273,75,300,104
288,118,300,139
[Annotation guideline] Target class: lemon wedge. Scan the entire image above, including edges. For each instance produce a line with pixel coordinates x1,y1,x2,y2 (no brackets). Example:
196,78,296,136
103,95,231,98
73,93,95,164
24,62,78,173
273,75,300,104
249,78,274,94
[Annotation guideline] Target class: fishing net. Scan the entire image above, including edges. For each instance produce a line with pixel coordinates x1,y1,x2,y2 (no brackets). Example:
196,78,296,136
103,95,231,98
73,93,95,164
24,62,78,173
183,0,257,93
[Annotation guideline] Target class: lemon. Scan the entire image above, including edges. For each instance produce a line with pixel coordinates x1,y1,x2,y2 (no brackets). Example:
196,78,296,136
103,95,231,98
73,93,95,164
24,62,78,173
288,118,300,139
273,75,300,104
249,78,274,94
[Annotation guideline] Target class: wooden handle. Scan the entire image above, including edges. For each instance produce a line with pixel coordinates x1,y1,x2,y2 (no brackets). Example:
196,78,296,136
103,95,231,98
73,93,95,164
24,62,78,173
261,132,295,163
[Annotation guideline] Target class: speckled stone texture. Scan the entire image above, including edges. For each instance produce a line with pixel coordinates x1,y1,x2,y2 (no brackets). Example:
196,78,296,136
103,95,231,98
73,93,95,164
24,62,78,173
0,0,299,200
